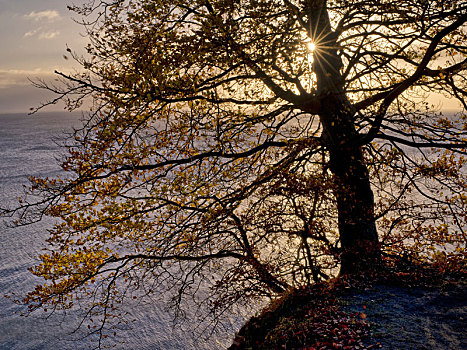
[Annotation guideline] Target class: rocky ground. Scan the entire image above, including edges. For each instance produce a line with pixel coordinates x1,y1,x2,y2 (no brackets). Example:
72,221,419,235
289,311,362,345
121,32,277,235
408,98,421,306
340,282,466,350
229,273,466,350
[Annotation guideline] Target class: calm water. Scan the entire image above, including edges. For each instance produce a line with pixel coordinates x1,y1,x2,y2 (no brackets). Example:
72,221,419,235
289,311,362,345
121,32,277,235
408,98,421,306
0,112,246,349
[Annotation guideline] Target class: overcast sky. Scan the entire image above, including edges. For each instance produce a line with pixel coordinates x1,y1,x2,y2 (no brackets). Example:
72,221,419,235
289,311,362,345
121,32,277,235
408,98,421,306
0,0,463,114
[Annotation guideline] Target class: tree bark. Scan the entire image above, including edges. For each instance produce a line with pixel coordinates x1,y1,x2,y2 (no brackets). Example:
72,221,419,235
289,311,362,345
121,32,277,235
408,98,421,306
307,1,381,275
328,136,381,275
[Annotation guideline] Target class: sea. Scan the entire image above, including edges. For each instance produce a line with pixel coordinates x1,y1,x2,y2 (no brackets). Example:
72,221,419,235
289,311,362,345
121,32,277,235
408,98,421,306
0,112,248,350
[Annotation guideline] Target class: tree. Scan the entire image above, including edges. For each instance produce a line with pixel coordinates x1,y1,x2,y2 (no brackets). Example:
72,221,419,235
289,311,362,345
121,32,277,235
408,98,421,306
4,0,466,344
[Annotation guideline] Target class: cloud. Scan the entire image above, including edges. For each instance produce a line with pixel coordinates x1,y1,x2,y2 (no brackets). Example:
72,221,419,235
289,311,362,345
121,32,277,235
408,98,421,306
23,10,62,39
39,31,60,40
0,68,54,88
25,10,61,22
24,27,42,38
23,28,60,40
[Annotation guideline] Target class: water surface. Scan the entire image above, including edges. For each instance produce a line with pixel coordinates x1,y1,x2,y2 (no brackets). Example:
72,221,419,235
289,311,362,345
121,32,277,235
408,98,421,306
0,112,246,349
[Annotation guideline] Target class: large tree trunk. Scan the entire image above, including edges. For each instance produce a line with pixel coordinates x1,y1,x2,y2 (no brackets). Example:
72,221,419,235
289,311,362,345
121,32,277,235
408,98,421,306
307,1,381,275
319,97,381,275
328,128,381,275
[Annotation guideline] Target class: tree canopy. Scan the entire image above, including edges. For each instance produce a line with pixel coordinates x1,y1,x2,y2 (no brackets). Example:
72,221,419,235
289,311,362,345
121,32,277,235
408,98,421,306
4,0,467,345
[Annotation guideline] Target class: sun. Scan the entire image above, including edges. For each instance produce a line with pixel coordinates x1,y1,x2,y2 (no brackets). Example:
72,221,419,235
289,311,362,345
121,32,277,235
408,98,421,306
307,42,316,52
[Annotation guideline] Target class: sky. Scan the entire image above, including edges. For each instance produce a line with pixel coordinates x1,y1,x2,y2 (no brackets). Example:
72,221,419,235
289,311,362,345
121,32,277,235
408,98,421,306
0,0,463,114
0,0,85,113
